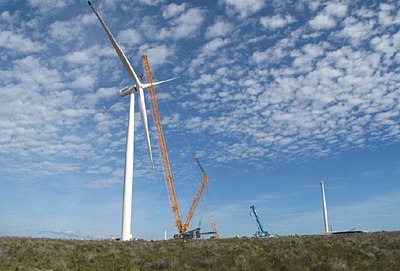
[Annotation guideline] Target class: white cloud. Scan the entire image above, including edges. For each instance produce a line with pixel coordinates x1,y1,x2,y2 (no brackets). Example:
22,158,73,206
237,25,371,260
303,43,325,57
205,20,233,39
1,0,399,177
71,73,96,89
1,56,62,89
252,50,270,64
139,44,173,66
1,10,20,26
138,0,164,6
308,3,348,31
371,33,399,64
337,18,374,44
28,0,72,12
252,38,290,64
87,166,113,174
13,161,81,177
162,3,187,19
65,50,92,65
220,0,265,18
308,1,321,12
202,38,230,55
260,15,295,30
0,52,116,171
309,14,336,29
86,178,121,189
48,14,96,43
291,43,325,69
158,8,205,39
0,30,44,53
49,20,76,42
325,3,348,18
378,3,400,26
187,36,232,74
192,73,216,87
64,45,114,66
117,29,142,45
182,2,400,165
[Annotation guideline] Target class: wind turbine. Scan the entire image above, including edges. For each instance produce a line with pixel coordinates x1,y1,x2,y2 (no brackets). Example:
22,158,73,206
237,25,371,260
88,1,174,241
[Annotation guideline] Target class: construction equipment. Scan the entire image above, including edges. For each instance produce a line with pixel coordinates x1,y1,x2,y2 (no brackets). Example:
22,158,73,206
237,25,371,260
250,205,277,237
198,215,219,239
142,55,210,239
174,228,201,239
200,231,219,239
164,96,220,239
209,211,220,239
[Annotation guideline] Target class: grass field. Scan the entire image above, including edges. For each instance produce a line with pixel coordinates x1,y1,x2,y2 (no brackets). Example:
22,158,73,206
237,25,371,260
0,231,399,271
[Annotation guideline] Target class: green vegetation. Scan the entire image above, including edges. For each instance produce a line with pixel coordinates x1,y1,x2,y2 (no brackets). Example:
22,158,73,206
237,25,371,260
0,231,399,271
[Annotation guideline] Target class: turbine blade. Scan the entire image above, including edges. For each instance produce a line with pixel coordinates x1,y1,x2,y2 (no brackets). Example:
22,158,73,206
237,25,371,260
141,77,179,89
138,88,155,173
88,1,142,88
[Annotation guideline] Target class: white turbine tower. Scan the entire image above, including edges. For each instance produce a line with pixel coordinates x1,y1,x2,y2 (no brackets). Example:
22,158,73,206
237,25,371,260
89,1,174,241
320,180,330,234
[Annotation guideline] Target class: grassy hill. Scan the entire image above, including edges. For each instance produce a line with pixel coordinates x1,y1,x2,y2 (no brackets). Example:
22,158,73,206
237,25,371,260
0,231,399,271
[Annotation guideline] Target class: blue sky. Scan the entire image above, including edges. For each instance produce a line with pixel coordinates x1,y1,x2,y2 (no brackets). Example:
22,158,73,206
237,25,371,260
0,0,399,240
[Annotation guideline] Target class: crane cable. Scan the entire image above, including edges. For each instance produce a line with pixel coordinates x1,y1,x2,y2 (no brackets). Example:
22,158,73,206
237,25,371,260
155,86,219,238
160,95,206,175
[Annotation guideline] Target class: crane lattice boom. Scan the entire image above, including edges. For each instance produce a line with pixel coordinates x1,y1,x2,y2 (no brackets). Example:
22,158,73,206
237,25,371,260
142,55,183,232
142,55,212,237
183,173,208,232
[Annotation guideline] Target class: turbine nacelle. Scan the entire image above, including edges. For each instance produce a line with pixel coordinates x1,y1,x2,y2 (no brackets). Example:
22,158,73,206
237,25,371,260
119,76,178,97
119,86,138,97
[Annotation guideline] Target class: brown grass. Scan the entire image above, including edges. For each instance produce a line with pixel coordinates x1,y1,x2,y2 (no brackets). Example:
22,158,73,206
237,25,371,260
0,231,399,271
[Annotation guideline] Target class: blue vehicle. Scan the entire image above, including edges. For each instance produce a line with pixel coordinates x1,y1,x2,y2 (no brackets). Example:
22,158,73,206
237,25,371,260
250,205,278,237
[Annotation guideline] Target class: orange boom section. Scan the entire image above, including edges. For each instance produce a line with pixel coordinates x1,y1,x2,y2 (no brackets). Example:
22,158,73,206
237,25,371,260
142,55,213,237
142,54,183,233
182,160,208,233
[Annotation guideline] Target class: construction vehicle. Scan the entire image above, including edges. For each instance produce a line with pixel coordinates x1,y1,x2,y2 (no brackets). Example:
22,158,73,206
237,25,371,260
250,205,278,237
174,228,201,239
142,55,214,239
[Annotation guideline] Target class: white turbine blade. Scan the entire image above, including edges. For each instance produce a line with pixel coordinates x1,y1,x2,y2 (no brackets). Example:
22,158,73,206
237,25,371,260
141,77,179,89
88,1,142,88
138,88,155,173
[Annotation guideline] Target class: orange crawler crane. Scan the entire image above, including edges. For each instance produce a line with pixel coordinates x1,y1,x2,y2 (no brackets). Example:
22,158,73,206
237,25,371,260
142,55,210,239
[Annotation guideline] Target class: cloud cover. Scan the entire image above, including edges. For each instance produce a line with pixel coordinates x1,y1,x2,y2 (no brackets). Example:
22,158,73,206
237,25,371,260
0,0,398,187
0,0,399,239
